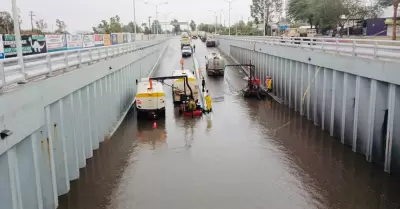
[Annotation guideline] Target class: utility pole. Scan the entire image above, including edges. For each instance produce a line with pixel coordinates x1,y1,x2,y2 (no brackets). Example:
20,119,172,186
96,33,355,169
392,0,398,40
220,10,222,33
133,0,137,36
224,0,237,36
148,16,152,34
29,11,35,32
156,5,158,35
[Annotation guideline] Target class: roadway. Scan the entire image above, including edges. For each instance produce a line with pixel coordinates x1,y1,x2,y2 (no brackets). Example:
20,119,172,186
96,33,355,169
57,38,400,209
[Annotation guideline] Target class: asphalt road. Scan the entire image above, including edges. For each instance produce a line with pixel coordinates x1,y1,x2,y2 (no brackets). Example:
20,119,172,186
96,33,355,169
57,38,400,209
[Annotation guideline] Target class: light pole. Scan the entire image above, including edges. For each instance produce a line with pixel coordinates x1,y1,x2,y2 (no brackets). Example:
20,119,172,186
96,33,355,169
11,0,24,79
145,0,168,35
133,0,137,36
224,0,237,36
207,10,217,35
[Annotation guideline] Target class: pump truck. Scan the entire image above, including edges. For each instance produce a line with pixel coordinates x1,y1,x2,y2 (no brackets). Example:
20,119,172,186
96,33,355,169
148,75,203,117
225,62,268,99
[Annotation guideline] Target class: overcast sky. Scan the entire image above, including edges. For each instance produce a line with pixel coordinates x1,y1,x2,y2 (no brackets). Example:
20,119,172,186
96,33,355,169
3,0,253,33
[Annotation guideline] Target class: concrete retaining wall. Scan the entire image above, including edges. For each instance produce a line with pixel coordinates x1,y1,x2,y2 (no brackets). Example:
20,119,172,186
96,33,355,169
0,39,169,209
216,37,400,174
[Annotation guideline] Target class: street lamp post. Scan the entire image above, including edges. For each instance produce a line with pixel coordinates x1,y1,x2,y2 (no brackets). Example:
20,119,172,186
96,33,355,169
145,0,168,35
224,0,237,36
11,0,25,80
207,10,217,34
133,0,137,36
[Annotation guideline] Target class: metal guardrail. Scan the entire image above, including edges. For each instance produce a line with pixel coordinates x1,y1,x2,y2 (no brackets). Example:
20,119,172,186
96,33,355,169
0,39,167,91
217,35,400,61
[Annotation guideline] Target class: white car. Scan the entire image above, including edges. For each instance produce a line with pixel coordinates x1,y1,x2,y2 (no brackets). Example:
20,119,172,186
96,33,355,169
181,46,192,57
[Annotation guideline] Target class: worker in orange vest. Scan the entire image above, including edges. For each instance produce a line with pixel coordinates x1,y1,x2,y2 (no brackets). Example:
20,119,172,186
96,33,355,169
180,58,184,70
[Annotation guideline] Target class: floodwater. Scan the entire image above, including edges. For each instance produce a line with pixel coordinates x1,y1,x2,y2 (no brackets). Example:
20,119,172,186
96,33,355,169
58,38,400,209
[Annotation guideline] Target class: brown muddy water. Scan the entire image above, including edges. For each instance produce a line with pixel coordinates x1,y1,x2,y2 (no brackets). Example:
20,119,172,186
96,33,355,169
58,39,400,209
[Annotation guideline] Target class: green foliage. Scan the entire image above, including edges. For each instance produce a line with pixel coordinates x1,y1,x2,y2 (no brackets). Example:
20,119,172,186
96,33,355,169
55,19,67,34
170,19,181,33
122,21,142,33
93,15,124,34
287,0,383,31
151,20,163,33
190,20,196,31
35,19,48,33
0,11,14,34
141,23,151,34
250,0,283,24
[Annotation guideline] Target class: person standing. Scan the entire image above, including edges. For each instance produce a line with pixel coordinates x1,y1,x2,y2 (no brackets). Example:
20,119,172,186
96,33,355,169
193,44,196,53
201,77,206,92
180,58,184,70
204,90,212,112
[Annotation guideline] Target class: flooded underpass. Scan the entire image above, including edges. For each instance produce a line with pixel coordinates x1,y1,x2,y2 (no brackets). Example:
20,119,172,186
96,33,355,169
58,38,400,209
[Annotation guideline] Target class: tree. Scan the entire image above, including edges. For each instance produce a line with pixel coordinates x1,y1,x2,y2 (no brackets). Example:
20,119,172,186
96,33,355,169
170,19,181,33
122,21,142,33
0,11,14,34
151,20,163,34
287,0,322,29
250,0,283,35
109,15,122,33
55,19,67,34
35,19,48,33
190,20,196,31
141,23,150,34
92,15,123,34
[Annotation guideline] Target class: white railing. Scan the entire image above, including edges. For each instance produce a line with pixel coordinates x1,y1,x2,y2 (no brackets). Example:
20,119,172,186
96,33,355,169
0,39,168,91
217,35,400,61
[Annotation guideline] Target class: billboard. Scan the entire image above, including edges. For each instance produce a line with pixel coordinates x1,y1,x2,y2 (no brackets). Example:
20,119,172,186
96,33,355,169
46,35,66,52
117,33,124,44
104,34,111,46
0,35,4,59
94,34,104,47
3,35,47,58
29,35,47,54
82,35,95,48
111,33,118,45
66,35,83,50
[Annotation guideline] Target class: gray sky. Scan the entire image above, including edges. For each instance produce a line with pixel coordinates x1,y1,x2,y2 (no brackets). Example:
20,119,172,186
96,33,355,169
3,0,252,33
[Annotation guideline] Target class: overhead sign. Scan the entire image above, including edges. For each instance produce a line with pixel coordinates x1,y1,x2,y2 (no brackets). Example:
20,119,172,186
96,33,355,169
46,35,66,52
94,34,104,46
66,35,83,50
83,35,95,48
0,35,4,59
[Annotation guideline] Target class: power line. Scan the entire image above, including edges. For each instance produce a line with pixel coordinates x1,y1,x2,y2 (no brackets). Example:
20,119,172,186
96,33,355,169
29,11,36,32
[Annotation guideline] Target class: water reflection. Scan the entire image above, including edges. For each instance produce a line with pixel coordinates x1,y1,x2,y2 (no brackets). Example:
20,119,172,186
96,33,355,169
136,119,167,150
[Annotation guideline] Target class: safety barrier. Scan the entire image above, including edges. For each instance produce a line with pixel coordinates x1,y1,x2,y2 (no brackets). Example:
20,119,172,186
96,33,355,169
217,35,400,61
0,39,168,92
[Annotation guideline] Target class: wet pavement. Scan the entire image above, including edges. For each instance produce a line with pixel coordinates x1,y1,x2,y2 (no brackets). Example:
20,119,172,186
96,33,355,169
58,38,400,209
